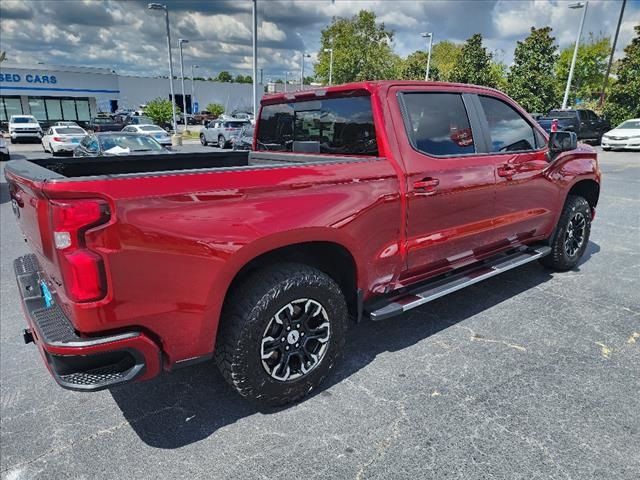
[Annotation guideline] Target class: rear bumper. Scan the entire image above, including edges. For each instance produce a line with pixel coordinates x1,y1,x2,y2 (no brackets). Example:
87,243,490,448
14,254,162,391
50,142,79,152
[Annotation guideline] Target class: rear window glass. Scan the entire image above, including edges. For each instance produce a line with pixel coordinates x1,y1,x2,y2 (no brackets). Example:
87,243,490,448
224,121,247,128
139,125,163,132
257,95,378,155
548,110,576,119
11,117,37,123
401,93,475,156
54,127,85,134
93,118,113,124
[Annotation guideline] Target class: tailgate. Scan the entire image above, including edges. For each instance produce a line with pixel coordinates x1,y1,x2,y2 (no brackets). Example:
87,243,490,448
6,171,54,261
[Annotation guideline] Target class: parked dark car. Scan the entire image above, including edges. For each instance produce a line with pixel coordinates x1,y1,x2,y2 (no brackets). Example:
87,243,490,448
232,124,255,150
74,132,168,157
87,116,125,133
537,109,610,142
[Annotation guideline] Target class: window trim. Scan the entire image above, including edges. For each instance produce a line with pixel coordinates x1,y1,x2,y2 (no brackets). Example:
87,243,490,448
476,94,547,156
397,91,488,159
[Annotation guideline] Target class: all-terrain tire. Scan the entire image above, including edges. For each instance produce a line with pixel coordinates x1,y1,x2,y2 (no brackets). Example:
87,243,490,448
540,195,592,271
215,263,348,406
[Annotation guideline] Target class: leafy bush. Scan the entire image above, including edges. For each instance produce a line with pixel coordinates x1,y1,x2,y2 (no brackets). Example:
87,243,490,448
145,98,181,126
205,103,225,118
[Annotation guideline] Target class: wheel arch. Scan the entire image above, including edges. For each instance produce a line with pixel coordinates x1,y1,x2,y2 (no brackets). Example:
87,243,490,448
567,178,600,210
223,240,359,320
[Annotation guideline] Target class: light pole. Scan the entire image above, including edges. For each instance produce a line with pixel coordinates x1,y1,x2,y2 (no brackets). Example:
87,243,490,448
191,64,199,112
252,0,258,117
323,48,334,85
178,38,189,129
562,2,589,109
300,53,311,90
599,0,626,107
421,32,433,81
147,3,177,134
284,71,290,92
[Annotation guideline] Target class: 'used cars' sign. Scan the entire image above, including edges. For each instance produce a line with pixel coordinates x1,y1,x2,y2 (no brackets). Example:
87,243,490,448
0,73,58,84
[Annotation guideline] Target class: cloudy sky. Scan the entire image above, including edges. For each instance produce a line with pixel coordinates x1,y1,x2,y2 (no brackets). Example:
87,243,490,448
1,0,638,80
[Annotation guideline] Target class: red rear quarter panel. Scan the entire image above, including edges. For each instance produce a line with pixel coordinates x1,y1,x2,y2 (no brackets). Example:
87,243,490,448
41,158,401,365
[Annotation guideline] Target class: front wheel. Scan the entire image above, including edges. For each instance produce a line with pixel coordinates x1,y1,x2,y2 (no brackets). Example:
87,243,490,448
200,134,208,146
540,195,592,271
215,263,348,406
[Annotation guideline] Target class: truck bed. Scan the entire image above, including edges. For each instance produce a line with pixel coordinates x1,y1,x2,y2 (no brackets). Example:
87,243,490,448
6,151,365,181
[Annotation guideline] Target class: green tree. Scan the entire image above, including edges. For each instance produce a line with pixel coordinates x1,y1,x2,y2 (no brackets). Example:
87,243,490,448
399,50,440,80
145,97,181,126
506,26,559,113
450,33,496,87
556,34,610,104
205,103,225,117
604,25,640,125
431,41,463,81
215,71,233,82
315,10,401,84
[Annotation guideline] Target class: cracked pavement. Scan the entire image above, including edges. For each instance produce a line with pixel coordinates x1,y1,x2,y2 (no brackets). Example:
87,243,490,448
1,148,639,479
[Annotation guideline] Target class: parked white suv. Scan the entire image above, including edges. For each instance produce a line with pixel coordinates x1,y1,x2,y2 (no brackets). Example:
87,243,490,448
9,115,43,143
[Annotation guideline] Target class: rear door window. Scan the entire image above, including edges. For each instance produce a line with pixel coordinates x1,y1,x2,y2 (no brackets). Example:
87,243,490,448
257,95,378,155
400,92,475,156
479,96,537,153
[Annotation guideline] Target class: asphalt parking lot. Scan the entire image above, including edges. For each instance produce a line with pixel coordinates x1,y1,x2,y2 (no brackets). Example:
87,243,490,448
1,147,638,479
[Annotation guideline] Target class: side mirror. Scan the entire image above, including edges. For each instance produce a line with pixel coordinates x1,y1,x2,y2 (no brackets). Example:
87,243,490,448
549,131,577,159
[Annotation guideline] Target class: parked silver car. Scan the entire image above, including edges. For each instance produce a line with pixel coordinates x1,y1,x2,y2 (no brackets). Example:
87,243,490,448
200,119,249,148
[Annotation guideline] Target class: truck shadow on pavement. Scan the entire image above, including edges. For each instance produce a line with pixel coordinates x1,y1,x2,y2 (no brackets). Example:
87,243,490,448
110,242,600,448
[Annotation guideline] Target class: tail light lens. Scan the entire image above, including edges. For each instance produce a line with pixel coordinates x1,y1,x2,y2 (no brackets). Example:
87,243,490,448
51,199,110,302
52,136,63,142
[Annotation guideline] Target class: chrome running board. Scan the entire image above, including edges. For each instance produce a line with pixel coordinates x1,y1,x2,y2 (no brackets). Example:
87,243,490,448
368,246,551,321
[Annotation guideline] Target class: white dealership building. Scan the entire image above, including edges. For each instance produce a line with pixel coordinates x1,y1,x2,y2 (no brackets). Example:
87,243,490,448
0,64,264,125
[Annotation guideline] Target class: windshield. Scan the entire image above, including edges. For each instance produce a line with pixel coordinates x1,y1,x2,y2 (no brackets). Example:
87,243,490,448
54,127,85,135
12,117,37,124
225,121,247,128
617,120,640,129
99,134,164,152
139,125,164,132
93,118,114,124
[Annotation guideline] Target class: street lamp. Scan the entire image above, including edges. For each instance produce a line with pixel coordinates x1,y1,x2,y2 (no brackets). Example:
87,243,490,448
147,3,177,134
323,48,333,85
252,0,258,117
178,38,189,128
284,71,292,92
421,32,433,81
562,2,589,109
191,64,199,113
300,53,311,90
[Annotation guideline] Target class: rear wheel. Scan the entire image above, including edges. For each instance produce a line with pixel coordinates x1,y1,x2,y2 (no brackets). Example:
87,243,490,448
218,135,226,148
540,195,592,271
215,263,348,406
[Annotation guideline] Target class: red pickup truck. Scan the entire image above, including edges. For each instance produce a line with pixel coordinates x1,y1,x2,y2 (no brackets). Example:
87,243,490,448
6,81,600,405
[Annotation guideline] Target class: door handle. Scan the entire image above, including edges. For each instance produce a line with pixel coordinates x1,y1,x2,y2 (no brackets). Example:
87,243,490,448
497,164,516,178
413,178,439,195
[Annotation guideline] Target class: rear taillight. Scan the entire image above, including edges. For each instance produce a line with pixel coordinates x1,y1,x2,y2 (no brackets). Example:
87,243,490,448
52,136,63,142
51,199,110,302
